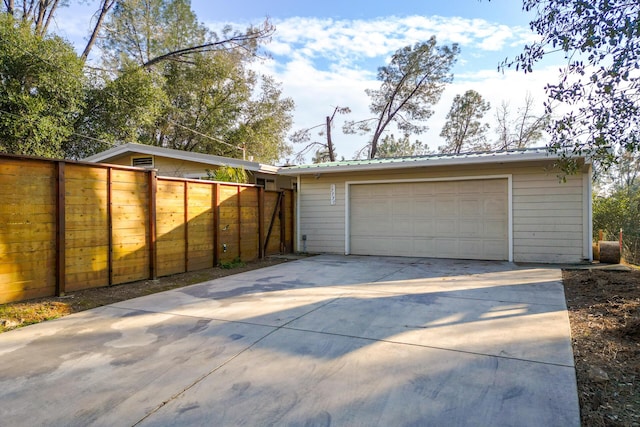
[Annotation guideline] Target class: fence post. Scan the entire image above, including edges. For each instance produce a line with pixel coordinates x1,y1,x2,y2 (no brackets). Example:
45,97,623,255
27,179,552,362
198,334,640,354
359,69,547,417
55,161,66,296
148,170,157,280
237,186,242,260
184,181,189,273
258,187,265,259
213,183,220,266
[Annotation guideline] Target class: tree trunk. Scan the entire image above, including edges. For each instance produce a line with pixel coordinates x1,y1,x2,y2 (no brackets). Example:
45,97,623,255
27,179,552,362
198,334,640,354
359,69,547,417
81,0,115,61
326,116,335,161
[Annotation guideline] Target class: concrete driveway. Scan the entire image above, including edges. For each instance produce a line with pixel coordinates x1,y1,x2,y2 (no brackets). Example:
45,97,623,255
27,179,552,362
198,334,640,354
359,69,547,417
0,255,579,426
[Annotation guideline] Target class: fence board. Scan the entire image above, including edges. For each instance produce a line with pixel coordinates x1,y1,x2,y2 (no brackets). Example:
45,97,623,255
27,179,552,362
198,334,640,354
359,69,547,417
0,155,294,303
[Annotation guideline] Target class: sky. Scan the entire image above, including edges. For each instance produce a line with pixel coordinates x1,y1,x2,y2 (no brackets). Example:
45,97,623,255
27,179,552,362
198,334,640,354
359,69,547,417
54,0,566,162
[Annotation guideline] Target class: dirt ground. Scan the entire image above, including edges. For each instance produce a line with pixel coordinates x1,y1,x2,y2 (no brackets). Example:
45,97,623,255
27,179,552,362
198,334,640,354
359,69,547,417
563,268,640,427
1,259,638,425
0,257,287,332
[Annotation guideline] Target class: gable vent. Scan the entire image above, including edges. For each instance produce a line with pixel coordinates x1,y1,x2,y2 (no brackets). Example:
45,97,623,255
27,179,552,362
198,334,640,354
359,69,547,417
132,156,154,168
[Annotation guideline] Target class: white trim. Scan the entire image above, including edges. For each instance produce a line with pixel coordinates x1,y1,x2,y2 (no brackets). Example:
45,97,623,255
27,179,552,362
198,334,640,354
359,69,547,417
344,174,513,262
344,182,351,255
507,175,513,262
296,175,301,253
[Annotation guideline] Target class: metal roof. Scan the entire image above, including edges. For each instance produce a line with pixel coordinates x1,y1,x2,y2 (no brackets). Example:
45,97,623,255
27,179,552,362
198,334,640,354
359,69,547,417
84,143,280,174
279,147,580,175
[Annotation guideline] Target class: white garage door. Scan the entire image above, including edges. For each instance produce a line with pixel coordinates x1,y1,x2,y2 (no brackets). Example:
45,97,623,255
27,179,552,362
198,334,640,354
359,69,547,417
349,179,508,260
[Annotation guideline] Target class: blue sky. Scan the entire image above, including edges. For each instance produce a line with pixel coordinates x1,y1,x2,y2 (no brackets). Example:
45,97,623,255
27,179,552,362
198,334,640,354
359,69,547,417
56,1,562,162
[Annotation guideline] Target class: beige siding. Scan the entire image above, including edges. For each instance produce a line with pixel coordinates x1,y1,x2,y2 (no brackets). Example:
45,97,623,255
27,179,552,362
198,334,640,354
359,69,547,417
298,160,588,263
299,180,346,253
93,153,293,188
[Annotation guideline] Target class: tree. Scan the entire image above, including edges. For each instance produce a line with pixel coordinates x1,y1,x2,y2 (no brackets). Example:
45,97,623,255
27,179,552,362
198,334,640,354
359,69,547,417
66,65,167,159
290,106,351,163
439,90,490,154
493,93,549,150
0,15,85,157
376,134,431,157
95,0,293,163
505,1,640,168
344,37,459,159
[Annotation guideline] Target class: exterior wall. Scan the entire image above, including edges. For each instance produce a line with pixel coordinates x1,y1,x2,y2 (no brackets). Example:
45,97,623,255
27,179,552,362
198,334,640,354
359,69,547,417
297,160,589,263
96,153,294,188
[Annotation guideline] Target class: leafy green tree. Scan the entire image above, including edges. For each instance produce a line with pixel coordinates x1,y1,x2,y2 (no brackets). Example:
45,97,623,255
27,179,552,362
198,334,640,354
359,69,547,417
439,90,490,154
96,0,293,163
206,166,249,183
344,37,459,159
0,15,85,157
377,134,431,157
66,65,167,159
505,1,640,168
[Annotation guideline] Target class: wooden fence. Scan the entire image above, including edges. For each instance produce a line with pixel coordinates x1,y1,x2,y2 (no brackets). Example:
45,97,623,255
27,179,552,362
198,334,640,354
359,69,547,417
0,155,294,304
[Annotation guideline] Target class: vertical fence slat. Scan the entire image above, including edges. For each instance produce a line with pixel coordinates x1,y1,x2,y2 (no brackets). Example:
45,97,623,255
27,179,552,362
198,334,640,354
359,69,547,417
55,161,66,296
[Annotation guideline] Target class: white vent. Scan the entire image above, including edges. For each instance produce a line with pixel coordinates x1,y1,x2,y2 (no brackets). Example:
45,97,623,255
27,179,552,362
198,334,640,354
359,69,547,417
132,156,154,168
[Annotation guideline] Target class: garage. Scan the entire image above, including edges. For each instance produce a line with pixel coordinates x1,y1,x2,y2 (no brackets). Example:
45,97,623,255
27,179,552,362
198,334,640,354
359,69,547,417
348,178,509,260
285,148,593,264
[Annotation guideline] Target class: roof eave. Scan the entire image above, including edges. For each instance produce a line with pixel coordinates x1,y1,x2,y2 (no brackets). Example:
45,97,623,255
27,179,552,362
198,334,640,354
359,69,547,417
84,143,278,174
279,152,578,175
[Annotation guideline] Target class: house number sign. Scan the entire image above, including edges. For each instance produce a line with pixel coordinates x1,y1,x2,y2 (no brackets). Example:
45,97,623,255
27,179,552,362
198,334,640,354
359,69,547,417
330,184,336,205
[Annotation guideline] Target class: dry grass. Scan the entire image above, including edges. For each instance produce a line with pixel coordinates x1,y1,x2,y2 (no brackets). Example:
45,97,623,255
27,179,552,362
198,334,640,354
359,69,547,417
0,258,286,333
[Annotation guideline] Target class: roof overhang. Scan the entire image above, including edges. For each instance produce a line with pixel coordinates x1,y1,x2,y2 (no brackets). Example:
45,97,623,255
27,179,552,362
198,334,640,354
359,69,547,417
278,148,589,175
84,143,279,174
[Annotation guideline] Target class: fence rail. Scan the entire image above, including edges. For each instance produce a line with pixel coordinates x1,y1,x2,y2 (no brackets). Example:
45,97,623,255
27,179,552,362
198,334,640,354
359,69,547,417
0,154,294,304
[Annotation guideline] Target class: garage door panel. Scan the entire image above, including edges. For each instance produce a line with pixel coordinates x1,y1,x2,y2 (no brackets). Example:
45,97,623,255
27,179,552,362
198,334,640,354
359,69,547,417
435,199,458,216
392,221,413,235
435,238,459,256
412,182,435,196
459,220,481,236
484,198,506,215
392,200,411,215
435,182,458,194
414,219,435,234
460,199,481,217
483,241,508,260
483,180,506,193
484,220,507,235
414,200,434,216
458,181,478,194
459,240,483,257
435,219,457,235
350,179,508,260
413,238,435,253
